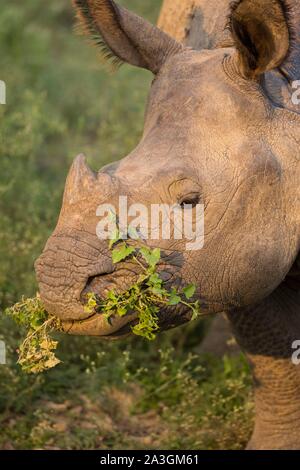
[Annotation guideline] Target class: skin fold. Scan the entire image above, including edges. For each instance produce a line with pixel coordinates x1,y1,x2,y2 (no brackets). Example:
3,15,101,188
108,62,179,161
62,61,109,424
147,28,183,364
35,0,300,449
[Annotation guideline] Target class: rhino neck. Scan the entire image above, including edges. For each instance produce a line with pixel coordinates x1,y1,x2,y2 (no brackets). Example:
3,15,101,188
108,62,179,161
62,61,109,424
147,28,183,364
227,272,300,450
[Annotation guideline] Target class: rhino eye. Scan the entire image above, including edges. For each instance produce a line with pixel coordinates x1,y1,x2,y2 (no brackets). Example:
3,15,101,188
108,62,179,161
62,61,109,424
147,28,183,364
179,194,200,209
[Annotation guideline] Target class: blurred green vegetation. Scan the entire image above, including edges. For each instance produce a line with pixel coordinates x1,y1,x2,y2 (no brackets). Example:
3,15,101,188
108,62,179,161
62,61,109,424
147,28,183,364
0,0,253,450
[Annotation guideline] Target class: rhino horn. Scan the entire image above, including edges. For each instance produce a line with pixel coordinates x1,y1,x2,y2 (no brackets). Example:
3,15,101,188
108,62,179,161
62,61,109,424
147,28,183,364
63,154,97,205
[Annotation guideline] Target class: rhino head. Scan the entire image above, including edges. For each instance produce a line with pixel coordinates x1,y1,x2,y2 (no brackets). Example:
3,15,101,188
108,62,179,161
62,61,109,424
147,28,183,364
35,0,299,338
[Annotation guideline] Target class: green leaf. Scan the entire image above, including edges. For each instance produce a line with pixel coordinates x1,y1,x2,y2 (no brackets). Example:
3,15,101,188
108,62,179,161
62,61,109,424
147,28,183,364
167,289,181,306
117,306,127,317
183,284,196,300
148,273,163,287
31,317,44,330
127,226,140,240
150,286,164,296
108,210,117,223
108,228,121,249
139,247,161,268
106,290,117,301
112,244,135,264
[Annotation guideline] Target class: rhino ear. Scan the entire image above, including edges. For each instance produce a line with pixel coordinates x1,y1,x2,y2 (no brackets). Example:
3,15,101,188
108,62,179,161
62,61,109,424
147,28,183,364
63,154,97,205
73,0,183,74
229,0,290,78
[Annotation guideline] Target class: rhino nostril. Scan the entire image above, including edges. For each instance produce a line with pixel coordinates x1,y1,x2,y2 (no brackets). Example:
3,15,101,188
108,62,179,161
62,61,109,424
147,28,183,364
80,269,116,303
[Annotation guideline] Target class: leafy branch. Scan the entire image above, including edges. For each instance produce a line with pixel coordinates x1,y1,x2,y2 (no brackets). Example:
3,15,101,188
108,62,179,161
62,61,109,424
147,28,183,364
5,231,201,373
5,295,62,374
85,231,201,341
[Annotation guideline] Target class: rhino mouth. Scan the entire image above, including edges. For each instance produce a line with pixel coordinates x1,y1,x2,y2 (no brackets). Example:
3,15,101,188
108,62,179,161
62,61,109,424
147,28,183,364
39,251,193,337
58,268,139,337
61,268,187,338
61,309,137,338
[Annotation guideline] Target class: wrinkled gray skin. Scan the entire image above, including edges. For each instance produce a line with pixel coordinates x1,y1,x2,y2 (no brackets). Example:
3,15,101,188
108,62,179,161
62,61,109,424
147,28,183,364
35,0,300,449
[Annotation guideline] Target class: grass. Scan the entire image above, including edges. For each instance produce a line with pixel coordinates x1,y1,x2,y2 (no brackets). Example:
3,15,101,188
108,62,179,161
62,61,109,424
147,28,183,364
0,345,253,450
0,0,253,450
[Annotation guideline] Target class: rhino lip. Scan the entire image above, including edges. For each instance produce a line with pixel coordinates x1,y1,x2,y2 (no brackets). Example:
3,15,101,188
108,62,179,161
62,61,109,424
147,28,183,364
61,301,137,337
63,310,98,325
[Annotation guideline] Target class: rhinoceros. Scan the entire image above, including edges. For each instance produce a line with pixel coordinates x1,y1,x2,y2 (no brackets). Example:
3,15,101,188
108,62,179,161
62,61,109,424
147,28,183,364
35,0,300,449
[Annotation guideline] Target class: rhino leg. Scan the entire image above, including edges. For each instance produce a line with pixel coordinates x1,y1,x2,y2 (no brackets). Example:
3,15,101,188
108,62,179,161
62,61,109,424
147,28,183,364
227,260,300,450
